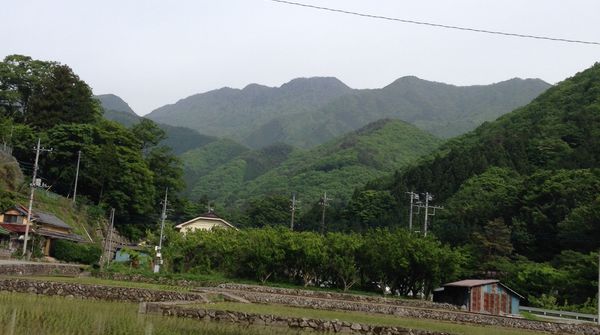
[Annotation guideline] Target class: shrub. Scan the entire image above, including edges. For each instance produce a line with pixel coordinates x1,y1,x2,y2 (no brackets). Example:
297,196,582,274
51,239,102,265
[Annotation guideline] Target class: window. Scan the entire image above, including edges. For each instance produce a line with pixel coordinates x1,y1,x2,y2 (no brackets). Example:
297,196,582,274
3,214,18,224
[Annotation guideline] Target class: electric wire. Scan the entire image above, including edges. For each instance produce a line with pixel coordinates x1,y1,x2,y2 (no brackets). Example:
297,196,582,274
271,0,600,46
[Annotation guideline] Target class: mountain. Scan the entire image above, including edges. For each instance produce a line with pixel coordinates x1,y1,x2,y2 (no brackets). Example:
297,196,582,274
377,63,600,260
184,119,441,205
147,76,550,149
95,94,136,115
96,94,218,155
147,77,352,147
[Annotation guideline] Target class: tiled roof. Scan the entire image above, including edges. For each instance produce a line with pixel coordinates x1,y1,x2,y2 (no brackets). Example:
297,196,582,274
11,205,72,230
0,225,10,235
443,279,499,288
36,228,85,242
35,211,72,230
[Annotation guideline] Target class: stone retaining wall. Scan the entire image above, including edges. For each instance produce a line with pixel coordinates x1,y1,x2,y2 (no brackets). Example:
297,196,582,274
0,278,207,303
0,263,83,276
217,283,458,310
143,302,451,335
205,288,600,335
94,272,221,287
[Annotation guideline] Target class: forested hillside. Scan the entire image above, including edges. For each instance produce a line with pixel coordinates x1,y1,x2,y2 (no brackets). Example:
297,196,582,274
147,76,550,148
184,119,441,208
0,55,188,238
97,96,217,155
357,63,600,311
147,77,353,147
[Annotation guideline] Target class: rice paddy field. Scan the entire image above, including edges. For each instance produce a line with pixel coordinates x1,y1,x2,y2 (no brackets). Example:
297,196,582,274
0,292,302,335
191,302,547,335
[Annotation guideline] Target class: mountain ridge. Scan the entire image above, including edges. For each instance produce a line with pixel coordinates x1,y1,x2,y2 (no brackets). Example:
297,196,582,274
183,118,442,206
146,75,550,149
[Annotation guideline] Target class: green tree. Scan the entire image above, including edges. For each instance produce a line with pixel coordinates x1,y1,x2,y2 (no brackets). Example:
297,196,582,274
343,190,397,231
0,55,100,127
237,228,286,283
325,232,362,291
471,218,514,261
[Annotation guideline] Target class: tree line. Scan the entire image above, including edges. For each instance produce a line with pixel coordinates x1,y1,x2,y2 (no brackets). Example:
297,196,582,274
0,54,188,238
162,226,463,295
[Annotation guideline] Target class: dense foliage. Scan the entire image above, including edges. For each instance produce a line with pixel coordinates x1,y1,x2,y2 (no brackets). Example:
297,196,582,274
0,55,185,238
358,63,600,311
51,239,102,265
97,95,217,155
163,227,463,295
184,119,441,208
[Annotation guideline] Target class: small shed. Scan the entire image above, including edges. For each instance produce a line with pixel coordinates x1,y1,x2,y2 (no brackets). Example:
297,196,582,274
433,279,523,316
175,211,237,234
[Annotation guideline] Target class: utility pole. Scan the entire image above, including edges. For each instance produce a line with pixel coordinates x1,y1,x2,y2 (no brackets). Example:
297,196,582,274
23,138,51,257
104,208,115,267
415,192,443,237
406,191,421,231
290,193,300,231
154,188,168,273
319,192,331,234
72,150,81,204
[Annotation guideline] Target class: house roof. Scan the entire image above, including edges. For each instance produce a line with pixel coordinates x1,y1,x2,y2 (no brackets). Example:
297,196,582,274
442,279,524,299
9,205,72,230
444,279,499,288
36,228,86,242
175,212,238,230
35,211,72,230
0,223,29,234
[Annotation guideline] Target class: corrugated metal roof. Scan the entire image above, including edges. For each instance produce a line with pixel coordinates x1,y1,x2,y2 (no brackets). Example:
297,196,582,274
444,279,499,287
442,279,525,299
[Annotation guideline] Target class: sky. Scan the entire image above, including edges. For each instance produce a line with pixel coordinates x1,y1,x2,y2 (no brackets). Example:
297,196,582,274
1,0,599,115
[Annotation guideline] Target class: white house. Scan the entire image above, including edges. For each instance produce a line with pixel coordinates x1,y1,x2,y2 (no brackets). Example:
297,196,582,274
175,211,237,234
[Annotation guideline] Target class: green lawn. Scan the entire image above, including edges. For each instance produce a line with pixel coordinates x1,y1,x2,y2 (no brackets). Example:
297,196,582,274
195,302,547,335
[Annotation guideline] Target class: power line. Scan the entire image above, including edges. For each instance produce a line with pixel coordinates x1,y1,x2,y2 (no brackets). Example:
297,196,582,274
271,0,600,46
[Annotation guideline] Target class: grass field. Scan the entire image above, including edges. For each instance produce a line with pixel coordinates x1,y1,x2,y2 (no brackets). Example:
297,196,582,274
0,292,304,335
194,302,547,335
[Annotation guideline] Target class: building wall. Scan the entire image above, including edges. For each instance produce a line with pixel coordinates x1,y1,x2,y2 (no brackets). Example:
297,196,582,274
178,219,231,234
469,283,517,315
39,224,71,234
0,210,26,224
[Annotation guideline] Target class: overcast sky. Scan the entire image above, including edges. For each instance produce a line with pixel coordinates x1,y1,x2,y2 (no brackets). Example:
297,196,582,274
1,0,599,115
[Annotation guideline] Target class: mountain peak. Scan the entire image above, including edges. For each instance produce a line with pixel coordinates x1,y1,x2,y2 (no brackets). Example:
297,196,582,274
280,77,350,92
95,94,136,115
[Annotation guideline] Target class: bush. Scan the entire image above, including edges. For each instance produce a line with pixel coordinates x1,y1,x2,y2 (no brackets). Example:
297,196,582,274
51,239,102,265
